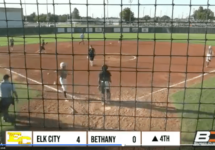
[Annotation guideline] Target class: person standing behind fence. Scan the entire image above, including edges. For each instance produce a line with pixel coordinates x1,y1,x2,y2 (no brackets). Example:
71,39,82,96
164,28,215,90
9,37,14,51
0,74,18,122
79,33,85,45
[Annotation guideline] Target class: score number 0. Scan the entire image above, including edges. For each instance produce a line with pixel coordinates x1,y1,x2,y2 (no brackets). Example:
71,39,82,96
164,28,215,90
133,136,136,143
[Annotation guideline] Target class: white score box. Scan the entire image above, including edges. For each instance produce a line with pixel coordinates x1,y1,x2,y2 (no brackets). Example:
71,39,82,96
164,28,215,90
142,131,180,146
88,131,141,146
33,131,87,146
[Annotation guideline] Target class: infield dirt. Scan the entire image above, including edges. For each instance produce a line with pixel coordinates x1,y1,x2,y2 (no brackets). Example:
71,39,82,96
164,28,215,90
0,40,213,136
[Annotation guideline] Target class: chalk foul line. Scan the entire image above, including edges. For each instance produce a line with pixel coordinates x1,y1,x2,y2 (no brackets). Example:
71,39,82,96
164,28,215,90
137,69,215,100
4,68,82,100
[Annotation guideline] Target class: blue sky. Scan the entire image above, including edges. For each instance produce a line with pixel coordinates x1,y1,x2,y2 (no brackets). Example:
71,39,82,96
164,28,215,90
1,0,215,18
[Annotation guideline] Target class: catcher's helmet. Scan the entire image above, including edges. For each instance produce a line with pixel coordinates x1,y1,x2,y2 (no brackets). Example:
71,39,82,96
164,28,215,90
102,64,108,71
60,62,66,68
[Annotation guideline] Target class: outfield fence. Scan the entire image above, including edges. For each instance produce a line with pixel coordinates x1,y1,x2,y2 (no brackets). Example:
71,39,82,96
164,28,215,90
2,27,215,36
0,27,215,36
1,0,215,149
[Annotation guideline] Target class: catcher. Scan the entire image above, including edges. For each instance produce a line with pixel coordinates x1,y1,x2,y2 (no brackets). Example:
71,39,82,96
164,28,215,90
36,39,48,53
206,45,214,68
98,64,112,105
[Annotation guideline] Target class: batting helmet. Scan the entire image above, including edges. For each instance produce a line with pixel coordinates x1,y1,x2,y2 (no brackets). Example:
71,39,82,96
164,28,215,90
102,64,108,71
60,62,66,68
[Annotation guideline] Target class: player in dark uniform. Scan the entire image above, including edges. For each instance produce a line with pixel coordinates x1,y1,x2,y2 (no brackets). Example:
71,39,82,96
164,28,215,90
118,34,123,44
36,39,48,53
98,64,112,105
9,37,14,51
88,45,95,67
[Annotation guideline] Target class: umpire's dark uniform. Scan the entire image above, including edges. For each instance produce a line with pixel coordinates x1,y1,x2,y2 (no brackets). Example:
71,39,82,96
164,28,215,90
98,65,111,104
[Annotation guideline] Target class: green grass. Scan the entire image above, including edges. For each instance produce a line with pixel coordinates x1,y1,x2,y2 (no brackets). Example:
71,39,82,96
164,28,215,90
0,33,215,46
0,74,41,138
171,76,215,144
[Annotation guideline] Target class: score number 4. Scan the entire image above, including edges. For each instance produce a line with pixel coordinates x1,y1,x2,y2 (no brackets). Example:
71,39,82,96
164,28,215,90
76,136,80,143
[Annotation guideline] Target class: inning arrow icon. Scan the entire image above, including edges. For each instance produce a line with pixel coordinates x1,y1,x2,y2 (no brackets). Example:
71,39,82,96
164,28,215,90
152,136,158,142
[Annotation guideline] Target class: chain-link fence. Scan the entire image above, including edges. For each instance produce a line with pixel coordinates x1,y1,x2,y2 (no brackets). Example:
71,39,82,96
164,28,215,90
0,0,215,149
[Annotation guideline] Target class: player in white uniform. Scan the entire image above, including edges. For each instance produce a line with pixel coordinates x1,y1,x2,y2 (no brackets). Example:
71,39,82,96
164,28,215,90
54,62,69,101
206,45,214,68
79,33,85,45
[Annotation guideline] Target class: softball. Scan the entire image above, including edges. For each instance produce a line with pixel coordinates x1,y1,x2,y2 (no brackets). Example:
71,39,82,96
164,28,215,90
53,81,56,85
47,72,49,75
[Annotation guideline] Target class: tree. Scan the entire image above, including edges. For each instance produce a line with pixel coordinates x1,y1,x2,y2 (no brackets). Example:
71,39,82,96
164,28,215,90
119,7,135,22
152,17,161,22
143,15,151,21
34,14,47,22
72,8,80,19
160,15,171,20
25,12,36,22
58,14,68,22
193,6,214,20
49,14,58,22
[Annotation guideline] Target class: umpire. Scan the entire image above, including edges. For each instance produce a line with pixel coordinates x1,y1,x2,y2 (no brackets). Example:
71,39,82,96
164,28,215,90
88,45,95,67
0,74,18,122
98,64,111,105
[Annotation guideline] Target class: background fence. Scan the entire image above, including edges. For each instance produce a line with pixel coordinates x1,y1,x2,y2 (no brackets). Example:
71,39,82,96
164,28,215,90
2,27,215,36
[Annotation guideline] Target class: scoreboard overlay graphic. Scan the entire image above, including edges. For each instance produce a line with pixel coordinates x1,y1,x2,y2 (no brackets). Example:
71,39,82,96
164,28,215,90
5,131,181,147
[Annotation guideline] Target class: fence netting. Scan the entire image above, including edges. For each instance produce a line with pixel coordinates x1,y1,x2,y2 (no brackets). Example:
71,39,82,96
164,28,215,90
0,0,215,149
